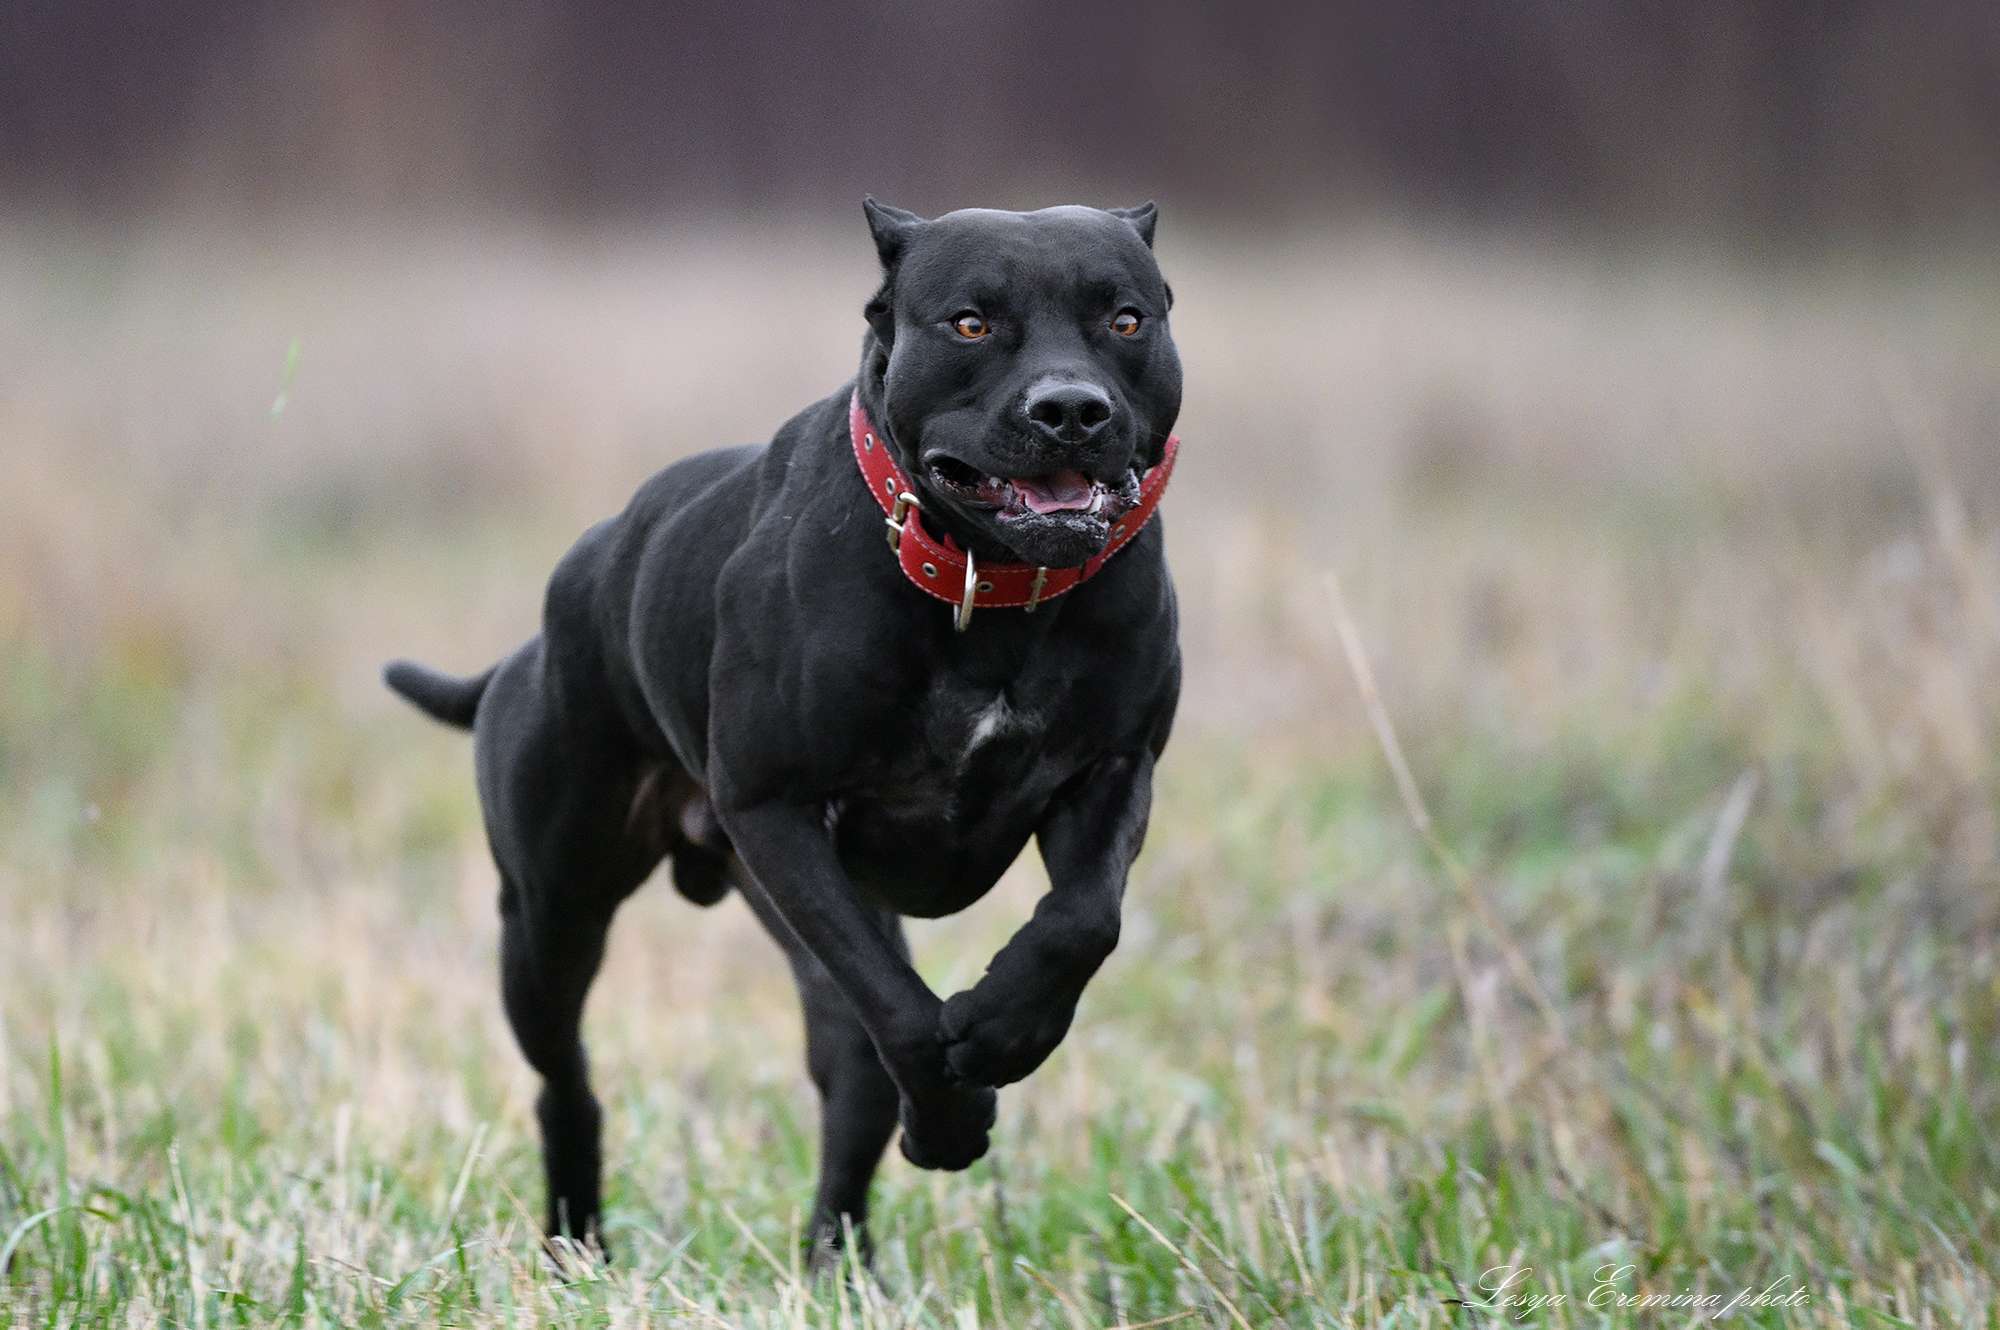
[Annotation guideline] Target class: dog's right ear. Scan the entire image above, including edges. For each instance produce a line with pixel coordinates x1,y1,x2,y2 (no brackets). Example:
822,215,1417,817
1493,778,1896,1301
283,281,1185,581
862,197,925,267
1109,201,1159,248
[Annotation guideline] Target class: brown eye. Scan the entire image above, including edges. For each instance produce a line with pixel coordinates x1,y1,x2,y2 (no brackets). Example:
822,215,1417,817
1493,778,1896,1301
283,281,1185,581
1111,309,1143,337
952,312,989,340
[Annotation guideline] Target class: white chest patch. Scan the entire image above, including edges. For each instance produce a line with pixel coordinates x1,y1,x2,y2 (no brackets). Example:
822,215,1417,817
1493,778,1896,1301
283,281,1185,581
963,695,1017,757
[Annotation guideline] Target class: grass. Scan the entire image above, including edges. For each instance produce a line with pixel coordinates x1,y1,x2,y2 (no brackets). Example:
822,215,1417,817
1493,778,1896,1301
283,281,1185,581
2,217,1997,1325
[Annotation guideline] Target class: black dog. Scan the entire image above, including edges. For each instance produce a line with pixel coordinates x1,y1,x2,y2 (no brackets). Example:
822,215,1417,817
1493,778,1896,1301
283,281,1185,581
385,200,1184,1260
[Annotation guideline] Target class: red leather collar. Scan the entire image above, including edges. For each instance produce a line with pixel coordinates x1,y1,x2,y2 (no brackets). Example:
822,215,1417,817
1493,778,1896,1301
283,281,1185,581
849,392,1178,629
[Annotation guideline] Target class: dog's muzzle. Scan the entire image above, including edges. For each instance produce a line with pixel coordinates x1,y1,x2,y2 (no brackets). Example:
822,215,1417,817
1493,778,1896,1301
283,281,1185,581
850,393,1178,631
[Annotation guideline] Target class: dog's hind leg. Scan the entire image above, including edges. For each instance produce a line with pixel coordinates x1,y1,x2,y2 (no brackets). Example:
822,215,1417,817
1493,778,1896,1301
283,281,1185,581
499,879,618,1254
799,956,901,1267
744,888,901,1268
475,642,664,1258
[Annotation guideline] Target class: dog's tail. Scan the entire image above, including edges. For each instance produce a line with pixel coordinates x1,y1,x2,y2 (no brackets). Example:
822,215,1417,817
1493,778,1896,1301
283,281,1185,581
382,659,495,730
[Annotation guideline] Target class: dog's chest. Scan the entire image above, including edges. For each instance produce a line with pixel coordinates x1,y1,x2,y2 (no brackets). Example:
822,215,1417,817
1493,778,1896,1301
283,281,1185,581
826,673,1069,913
934,684,1034,765
842,675,1056,822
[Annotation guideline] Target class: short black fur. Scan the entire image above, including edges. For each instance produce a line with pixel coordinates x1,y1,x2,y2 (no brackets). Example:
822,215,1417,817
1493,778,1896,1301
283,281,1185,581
385,201,1184,1263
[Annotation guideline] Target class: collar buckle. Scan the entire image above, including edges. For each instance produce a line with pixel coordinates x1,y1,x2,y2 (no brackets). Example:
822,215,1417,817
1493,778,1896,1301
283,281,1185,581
884,490,920,552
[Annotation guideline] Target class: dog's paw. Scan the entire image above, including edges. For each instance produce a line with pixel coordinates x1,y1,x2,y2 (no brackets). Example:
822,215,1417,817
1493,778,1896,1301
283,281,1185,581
802,1220,874,1281
540,1228,612,1278
940,983,1078,1088
896,1085,996,1171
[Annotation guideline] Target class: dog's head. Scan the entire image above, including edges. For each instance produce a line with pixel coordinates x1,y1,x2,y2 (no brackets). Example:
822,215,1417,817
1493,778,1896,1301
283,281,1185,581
859,201,1182,569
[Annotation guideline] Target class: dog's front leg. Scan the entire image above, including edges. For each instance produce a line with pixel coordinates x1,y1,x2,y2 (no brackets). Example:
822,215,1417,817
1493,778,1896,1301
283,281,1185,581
721,799,998,1170
940,751,1154,1088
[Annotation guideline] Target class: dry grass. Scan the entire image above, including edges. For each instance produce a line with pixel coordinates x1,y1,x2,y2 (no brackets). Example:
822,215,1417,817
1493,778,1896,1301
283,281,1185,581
2,216,1997,1325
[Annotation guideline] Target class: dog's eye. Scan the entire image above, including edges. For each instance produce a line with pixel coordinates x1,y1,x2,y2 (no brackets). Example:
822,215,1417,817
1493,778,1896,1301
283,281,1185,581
951,312,990,340
1111,309,1144,337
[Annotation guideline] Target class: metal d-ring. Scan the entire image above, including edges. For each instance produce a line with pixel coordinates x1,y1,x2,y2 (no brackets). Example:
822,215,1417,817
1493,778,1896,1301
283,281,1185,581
955,549,977,632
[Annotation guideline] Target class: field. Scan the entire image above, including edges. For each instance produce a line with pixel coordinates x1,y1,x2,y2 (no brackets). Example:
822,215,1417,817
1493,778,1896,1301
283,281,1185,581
3,219,1997,1326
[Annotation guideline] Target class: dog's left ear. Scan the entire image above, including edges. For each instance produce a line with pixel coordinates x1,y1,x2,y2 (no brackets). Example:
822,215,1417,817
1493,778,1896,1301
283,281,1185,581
862,198,925,344
863,197,926,267
1109,201,1158,249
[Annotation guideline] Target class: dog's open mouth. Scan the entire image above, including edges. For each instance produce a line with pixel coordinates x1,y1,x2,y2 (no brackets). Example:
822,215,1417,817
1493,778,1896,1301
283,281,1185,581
926,456,1142,526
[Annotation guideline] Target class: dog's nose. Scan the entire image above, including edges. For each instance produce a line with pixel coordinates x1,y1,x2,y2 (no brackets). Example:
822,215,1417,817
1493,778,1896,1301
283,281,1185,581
1023,381,1115,445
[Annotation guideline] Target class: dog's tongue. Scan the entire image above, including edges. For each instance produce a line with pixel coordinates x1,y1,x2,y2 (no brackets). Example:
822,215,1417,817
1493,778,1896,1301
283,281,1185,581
1014,469,1097,514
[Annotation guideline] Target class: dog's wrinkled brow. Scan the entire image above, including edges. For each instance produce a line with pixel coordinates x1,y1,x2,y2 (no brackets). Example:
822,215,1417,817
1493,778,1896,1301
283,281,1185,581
950,279,1013,310
909,260,1010,302
1071,276,1127,306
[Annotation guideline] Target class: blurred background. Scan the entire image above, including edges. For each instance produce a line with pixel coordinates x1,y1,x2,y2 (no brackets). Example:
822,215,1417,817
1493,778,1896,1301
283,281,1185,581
4,3,1998,1323
7,0,2000,235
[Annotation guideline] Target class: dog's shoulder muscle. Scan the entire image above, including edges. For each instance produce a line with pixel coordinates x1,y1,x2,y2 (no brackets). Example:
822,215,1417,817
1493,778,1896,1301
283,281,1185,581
610,392,859,776
516,438,764,769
